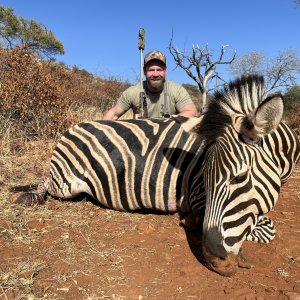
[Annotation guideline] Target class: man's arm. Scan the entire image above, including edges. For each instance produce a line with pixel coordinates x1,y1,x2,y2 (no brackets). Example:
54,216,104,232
177,103,199,118
102,104,125,120
172,82,199,118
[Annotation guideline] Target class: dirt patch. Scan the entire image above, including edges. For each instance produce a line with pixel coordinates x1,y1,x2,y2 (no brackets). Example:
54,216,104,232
0,141,299,300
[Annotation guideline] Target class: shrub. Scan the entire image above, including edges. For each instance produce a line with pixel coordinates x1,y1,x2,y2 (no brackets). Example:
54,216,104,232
286,101,300,130
0,47,72,139
0,47,128,154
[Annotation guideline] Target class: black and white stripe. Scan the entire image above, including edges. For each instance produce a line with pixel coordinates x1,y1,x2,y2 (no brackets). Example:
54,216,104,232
48,118,203,212
196,75,299,263
16,74,299,276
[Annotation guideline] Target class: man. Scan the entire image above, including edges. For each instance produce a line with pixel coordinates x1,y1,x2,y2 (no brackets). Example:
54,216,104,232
102,50,198,120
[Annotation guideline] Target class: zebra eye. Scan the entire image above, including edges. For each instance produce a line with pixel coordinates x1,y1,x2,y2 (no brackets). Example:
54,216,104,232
230,170,248,185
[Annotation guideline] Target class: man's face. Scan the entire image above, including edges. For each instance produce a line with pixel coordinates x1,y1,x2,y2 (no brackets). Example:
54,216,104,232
144,60,166,92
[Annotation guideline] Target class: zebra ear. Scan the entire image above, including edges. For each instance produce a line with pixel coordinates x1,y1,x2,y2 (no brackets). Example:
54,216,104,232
254,93,284,134
240,94,284,144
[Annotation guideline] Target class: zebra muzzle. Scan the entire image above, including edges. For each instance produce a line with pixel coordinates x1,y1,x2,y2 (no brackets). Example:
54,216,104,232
202,228,253,276
202,228,239,276
202,244,239,277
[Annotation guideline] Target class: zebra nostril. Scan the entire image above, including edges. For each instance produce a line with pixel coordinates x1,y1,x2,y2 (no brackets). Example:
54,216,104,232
203,227,227,259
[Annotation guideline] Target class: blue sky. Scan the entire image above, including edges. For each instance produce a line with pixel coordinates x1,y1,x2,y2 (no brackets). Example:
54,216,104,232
1,0,300,85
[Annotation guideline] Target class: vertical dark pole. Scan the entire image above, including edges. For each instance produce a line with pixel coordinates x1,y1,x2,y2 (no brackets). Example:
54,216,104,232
138,28,147,118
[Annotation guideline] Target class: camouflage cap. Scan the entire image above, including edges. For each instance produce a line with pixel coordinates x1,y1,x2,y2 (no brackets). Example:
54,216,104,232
144,50,166,66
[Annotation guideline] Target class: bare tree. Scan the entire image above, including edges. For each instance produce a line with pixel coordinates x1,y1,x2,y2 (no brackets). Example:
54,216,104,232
168,35,236,111
229,49,300,93
229,51,266,76
266,49,300,92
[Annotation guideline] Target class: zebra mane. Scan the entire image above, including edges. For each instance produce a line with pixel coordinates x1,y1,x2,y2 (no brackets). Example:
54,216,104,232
193,74,266,144
214,74,266,115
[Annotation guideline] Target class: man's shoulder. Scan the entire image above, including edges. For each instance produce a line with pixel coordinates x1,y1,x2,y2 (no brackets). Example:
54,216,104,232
166,80,179,86
166,80,187,93
166,80,193,106
166,80,185,89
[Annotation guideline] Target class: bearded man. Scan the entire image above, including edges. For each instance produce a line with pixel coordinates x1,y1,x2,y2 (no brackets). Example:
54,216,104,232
102,50,198,120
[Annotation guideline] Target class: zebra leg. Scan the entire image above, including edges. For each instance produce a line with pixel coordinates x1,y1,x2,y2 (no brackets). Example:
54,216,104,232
247,216,276,243
15,178,50,206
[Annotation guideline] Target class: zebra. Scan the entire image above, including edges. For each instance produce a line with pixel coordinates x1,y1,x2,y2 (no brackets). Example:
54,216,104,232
15,74,300,276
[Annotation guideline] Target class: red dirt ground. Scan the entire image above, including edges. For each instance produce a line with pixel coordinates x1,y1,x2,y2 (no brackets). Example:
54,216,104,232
0,141,299,300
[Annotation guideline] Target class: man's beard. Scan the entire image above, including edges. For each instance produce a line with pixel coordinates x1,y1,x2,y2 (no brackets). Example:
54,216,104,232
147,77,165,92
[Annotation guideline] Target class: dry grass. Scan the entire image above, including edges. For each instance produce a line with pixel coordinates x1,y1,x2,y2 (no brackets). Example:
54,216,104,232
0,197,175,299
0,141,175,299
0,47,130,158
1,133,300,299
1,47,300,300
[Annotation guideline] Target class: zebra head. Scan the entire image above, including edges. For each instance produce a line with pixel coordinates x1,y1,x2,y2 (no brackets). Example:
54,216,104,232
194,75,284,276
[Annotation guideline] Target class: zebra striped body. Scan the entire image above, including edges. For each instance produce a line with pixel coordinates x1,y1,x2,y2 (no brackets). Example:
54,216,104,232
48,118,203,212
16,75,299,276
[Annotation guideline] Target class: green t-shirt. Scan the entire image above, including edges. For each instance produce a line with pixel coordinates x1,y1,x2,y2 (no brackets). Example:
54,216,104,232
117,80,193,119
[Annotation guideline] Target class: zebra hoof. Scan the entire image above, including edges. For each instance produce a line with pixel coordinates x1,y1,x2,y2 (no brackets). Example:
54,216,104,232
14,192,46,206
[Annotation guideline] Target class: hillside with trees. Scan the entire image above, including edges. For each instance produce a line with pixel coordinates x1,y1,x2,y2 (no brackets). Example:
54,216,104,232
0,4,299,157
0,46,129,155
0,5,300,300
